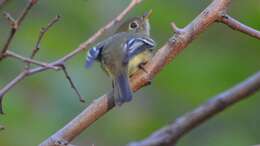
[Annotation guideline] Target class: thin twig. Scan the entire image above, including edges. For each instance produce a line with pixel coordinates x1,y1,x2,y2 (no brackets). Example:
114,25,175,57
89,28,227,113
16,0,38,26
59,64,85,103
0,71,27,114
31,15,60,59
25,14,60,71
26,15,83,103
0,0,37,57
2,12,16,27
6,51,59,70
1,12,16,56
218,14,260,39
0,0,258,145
128,71,260,146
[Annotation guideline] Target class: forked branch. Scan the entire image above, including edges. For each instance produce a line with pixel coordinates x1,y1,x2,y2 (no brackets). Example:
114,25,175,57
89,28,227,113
1,0,38,56
218,14,260,39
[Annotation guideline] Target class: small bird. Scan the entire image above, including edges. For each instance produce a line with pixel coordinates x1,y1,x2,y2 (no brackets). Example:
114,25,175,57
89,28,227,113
116,10,153,76
85,11,155,105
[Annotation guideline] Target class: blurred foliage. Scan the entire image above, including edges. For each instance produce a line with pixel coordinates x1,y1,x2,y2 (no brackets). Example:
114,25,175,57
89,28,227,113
0,0,259,146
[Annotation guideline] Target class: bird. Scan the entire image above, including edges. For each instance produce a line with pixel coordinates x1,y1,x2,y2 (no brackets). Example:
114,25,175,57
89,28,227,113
85,11,156,105
116,10,153,76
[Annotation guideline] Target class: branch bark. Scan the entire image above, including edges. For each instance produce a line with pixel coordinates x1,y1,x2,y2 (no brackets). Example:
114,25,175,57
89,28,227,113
6,50,59,70
128,71,260,146
218,14,260,39
39,0,246,145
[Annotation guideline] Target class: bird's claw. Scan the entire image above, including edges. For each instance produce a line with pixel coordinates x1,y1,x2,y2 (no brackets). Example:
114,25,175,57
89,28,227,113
138,62,148,74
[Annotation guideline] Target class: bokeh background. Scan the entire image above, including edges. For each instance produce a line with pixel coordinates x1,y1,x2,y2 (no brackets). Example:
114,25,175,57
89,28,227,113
0,0,260,146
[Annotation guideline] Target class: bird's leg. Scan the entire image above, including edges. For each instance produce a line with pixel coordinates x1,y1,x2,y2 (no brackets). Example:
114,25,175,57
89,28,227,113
138,62,148,74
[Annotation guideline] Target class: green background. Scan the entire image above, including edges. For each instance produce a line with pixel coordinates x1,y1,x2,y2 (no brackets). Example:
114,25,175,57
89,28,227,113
0,0,259,146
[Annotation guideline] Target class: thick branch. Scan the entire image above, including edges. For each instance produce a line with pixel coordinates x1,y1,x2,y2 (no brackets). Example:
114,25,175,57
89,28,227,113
128,71,260,146
39,0,232,145
218,14,260,39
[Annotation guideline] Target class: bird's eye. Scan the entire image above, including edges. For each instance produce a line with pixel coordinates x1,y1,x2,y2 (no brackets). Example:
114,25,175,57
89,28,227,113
129,22,138,29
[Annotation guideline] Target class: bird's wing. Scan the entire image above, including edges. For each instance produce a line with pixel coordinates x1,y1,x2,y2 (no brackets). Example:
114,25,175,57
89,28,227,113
85,42,105,68
123,36,155,64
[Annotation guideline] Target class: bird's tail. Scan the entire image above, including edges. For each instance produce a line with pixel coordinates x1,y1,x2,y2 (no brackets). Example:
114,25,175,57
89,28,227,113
113,72,132,105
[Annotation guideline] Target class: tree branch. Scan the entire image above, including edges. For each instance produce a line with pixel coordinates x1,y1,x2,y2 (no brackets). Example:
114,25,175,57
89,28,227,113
0,71,27,113
59,64,85,103
31,15,60,59
0,0,259,145
38,0,239,145
1,11,77,113
0,0,37,57
6,51,59,70
128,71,260,146
218,14,260,39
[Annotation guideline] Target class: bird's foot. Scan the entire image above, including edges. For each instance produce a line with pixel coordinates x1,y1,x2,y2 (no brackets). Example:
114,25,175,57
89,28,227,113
138,62,148,74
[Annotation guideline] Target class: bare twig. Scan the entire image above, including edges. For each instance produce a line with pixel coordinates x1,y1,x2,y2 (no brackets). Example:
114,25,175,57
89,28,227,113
0,13,61,113
59,64,85,103
128,71,260,146
0,10,77,114
6,51,59,70
3,12,16,26
0,0,37,57
0,72,27,114
25,14,60,71
16,0,38,27
31,15,60,59
218,14,260,39
1,12,16,57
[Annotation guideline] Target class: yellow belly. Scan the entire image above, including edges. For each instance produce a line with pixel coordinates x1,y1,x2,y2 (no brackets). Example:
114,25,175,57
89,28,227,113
128,50,152,76
101,50,153,77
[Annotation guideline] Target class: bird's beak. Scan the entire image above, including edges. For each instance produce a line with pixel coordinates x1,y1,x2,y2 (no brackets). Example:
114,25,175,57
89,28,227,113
143,9,153,20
